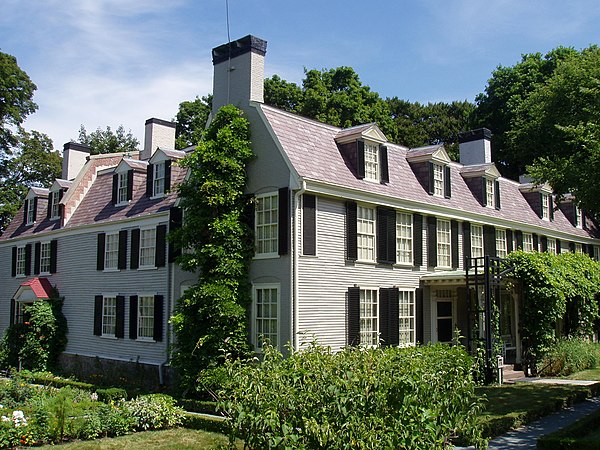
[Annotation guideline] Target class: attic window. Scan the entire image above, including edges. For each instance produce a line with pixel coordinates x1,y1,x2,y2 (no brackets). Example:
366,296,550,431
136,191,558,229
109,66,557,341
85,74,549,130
26,198,36,225
485,179,494,207
50,191,61,219
153,162,165,196
541,194,550,220
575,206,583,228
364,143,379,182
117,173,128,204
432,163,444,197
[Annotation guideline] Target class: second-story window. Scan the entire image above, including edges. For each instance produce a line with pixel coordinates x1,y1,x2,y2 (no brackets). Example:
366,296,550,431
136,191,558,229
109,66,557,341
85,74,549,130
117,172,128,204
471,224,484,258
39,242,51,274
396,212,413,265
357,205,375,261
16,246,27,276
139,228,156,267
523,233,534,252
363,143,379,182
437,219,451,268
433,163,444,197
153,162,165,196
255,193,279,256
496,229,507,258
547,238,557,255
104,233,120,270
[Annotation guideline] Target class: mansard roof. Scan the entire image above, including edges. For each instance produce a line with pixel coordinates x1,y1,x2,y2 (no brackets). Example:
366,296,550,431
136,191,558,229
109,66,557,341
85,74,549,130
259,103,598,239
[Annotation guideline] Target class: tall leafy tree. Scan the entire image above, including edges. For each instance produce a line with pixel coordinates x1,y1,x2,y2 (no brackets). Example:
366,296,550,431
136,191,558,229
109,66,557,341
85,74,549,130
264,74,304,113
174,95,212,150
78,124,139,155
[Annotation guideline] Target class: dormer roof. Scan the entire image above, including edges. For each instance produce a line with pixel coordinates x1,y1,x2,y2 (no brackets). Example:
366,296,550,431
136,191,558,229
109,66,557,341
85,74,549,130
460,163,501,179
26,187,49,199
406,144,451,164
518,182,553,195
50,179,73,191
149,148,186,164
335,123,387,145
115,158,148,173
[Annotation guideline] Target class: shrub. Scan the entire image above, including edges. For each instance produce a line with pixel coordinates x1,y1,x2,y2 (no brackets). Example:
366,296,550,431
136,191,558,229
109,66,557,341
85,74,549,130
216,343,486,449
96,387,128,403
539,338,600,376
76,403,134,440
125,394,184,431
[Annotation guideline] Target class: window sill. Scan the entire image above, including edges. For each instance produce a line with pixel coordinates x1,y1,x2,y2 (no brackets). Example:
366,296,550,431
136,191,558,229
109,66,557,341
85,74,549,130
300,254,318,258
100,335,118,340
394,262,414,268
138,266,157,271
253,253,280,260
136,338,156,343
103,268,120,273
354,260,377,266
115,201,130,207
150,193,165,200
15,274,26,279
40,271,51,276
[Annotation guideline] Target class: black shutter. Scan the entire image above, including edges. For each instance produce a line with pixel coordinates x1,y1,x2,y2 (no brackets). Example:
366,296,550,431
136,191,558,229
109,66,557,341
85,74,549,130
428,162,435,195
347,287,360,346
416,288,424,344
97,233,106,271
495,180,501,210
129,295,138,340
11,247,17,277
146,164,153,197
587,244,595,258
379,288,389,346
388,288,399,346
93,296,103,336
10,299,16,326
278,187,289,255
302,194,316,256
115,295,125,338
515,231,523,250
112,174,118,204
556,239,562,254
379,145,389,183
164,160,172,193
346,202,358,261
463,222,472,261
126,170,134,201
413,214,423,267
357,141,365,179
582,211,587,230
34,242,41,275
24,244,31,276
541,236,548,253
451,220,459,269
23,200,29,225
538,193,544,218
32,197,38,223
169,206,183,262
154,295,164,342
549,199,554,221
569,242,575,253
484,225,496,257
481,178,487,206
533,234,539,252
58,190,64,220
155,224,167,267
427,216,437,268
130,228,140,269
506,230,514,253
50,240,58,274
377,207,396,264
118,230,128,269
444,165,451,199
47,192,53,219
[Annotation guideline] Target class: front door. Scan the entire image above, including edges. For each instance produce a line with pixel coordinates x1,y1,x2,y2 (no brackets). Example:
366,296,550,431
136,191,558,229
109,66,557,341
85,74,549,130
436,300,454,343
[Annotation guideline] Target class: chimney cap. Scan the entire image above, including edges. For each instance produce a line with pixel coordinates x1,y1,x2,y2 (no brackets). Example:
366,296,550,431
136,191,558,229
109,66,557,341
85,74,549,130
458,128,492,144
212,35,267,65
63,142,91,153
145,117,176,128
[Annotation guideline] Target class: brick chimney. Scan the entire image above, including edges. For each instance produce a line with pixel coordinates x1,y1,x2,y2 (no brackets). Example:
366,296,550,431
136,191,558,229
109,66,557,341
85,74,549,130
141,118,176,161
211,35,267,116
458,128,492,166
62,142,91,180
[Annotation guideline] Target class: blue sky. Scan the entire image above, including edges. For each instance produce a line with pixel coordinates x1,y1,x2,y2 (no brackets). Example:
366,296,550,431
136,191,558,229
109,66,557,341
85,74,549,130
2,0,599,150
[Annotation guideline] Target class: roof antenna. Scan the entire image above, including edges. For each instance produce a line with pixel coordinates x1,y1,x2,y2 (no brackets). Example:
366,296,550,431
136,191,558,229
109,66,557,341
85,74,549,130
226,0,231,105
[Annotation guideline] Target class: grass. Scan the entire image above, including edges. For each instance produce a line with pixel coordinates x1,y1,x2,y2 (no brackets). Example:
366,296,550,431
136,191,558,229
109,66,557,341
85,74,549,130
566,368,600,380
537,408,600,449
37,428,241,449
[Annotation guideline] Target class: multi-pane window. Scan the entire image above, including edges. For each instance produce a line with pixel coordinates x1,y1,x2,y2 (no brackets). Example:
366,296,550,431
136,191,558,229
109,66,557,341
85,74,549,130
139,228,156,267
547,238,557,255
523,233,534,252
396,212,413,264
153,162,165,196
138,296,155,340
16,246,26,276
398,290,415,346
471,225,484,258
437,219,451,267
541,194,550,220
102,296,117,336
104,233,119,270
364,143,379,182
117,172,128,204
26,199,35,225
360,289,378,346
357,206,375,261
594,246,600,261
254,286,278,349
40,242,51,274
496,229,507,258
485,179,495,208
433,163,444,197
255,193,278,255
50,191,60,219
575,206,583,228
575,243,583,254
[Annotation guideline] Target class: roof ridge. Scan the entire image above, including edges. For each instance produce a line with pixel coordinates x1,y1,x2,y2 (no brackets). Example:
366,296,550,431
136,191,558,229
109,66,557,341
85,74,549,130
260,104,342,132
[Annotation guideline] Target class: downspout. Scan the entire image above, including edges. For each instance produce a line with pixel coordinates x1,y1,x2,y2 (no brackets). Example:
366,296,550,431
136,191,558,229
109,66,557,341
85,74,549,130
159,238,174,386
292,179,306,351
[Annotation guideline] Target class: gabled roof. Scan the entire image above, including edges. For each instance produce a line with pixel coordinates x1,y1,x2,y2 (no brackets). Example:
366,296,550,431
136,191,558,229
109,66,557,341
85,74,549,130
51,179,73,191
460,163,501,179
27,187,49,198
406,144,451,164
116,158,148,173
335,123,388,145
14,277,53,301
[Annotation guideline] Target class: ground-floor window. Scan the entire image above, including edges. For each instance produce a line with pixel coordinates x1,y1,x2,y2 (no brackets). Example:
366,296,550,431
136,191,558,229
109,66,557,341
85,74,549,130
360,288,378,346
102,296,117,337
137,296,155,340
398,290,415,346
253,284,279,350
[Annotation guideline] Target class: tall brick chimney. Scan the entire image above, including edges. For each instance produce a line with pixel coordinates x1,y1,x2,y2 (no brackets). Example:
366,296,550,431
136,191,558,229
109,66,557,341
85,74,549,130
141,118,176,161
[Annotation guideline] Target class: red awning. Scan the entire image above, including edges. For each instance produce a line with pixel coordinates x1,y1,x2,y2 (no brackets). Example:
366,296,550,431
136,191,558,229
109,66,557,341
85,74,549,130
18,277,53,299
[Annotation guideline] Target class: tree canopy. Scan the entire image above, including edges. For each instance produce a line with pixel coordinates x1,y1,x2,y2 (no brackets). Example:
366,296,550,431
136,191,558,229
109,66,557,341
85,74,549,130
174,95,212,149
77,124,139,155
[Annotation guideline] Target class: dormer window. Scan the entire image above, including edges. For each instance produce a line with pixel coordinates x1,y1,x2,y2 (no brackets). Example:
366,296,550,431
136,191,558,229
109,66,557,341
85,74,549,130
485,179,495,208
335,125,389,184
432,163,444,197
363,143,379,182
26,198,36,225
146,157,173,198
50,192,60,219
575,206,583,228
541,193,551,220
153,162,165,195
112,168,133,206
118,172,128,203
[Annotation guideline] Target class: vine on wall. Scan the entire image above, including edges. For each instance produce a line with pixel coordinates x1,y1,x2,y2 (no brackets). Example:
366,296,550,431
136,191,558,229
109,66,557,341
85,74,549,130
170,105,254,392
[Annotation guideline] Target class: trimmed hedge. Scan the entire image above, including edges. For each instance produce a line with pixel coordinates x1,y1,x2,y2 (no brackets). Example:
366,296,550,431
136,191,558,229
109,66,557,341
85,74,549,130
181,412,228,433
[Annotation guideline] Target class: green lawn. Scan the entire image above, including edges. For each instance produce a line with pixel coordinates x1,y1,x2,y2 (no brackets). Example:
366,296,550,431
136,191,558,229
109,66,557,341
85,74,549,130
566,368,600,380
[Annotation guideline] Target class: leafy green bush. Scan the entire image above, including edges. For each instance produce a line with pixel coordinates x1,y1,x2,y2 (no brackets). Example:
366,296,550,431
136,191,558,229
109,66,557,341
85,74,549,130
76,403,134,440
96,387,128,403
539,339,600,376
216,343,486,449
125,394,184,431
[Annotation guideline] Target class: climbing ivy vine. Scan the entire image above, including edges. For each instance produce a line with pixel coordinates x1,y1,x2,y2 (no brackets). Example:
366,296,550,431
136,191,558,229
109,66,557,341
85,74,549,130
505,251,600,375
170,105,254,392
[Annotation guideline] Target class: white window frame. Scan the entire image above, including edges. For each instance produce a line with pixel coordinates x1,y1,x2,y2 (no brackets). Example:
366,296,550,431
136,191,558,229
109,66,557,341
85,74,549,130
396,212,413,265
26,199,35,225
437,219,451,268
398,289,416,347
360,288,378,346
139,227,156,268
547,238,557,255
485,178,495,208
363,143,379,182
594,246,600,261
102,296,117,337
523,233,534,252
253,284,279,351
104,232,120,270
575,206,583,228
541,194,550,220
575,243,583,254
153,162,166,197
117,172,128,204
50,191,60,219
255,192,279,257
495,229,507,258
357,205,376,262
15,245,26,277
137,295,155,341
471,224,484,259
433,163,444,197
39,241,51,274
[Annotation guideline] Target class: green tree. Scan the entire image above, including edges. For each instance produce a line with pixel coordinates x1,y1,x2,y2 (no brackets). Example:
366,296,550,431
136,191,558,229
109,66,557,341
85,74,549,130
78,124,139,155
264,74,304,113
170,105,254,392
174,95,212,149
